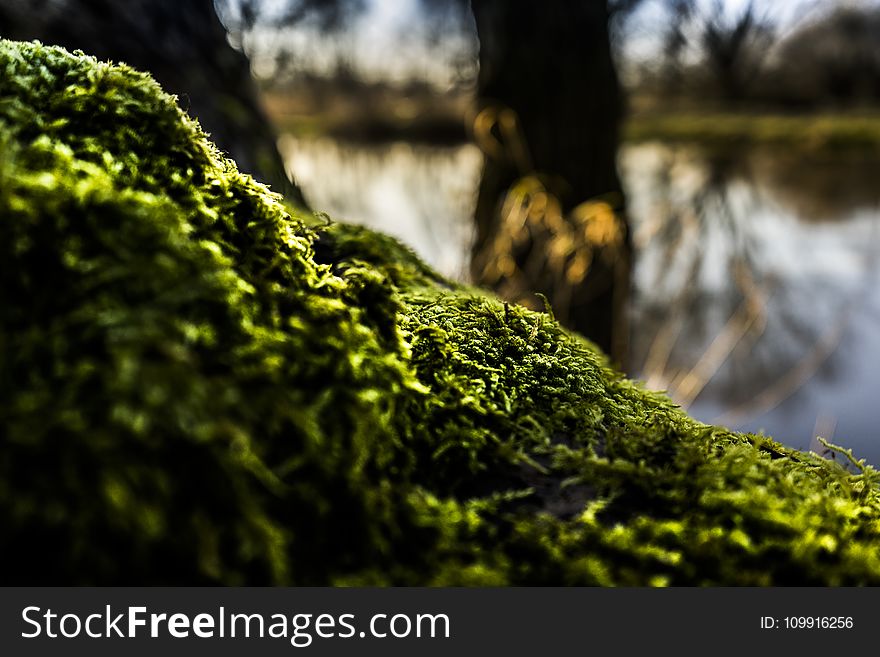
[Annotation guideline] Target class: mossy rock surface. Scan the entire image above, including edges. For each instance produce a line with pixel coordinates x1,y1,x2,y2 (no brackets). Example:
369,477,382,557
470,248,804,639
2,39,880,585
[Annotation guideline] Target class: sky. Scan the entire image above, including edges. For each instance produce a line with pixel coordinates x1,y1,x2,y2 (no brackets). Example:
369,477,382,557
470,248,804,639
236,0,476,87
623,0,844,63
232,0,877,86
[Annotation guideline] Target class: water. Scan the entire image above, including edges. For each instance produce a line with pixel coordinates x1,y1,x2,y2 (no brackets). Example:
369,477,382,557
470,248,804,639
622,144,880,464
280,135,481,280
281,134,880,466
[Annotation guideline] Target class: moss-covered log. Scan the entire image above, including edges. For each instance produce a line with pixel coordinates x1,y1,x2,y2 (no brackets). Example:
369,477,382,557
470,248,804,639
2,40,880,585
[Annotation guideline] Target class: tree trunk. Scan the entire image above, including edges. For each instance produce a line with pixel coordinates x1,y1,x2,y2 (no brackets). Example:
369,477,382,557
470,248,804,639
0,0,306,206
470,0,630,362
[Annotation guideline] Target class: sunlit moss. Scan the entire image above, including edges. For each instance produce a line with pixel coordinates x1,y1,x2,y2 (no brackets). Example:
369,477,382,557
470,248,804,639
2,39,880,585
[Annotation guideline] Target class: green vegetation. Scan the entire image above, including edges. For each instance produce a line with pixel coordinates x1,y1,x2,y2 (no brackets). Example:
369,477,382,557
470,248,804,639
262,87,469,144
263,95,880,150
3,39,880,585
625,111,880,150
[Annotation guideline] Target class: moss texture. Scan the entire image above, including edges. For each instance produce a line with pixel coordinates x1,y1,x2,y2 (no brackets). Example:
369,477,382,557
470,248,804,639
2,39,880,585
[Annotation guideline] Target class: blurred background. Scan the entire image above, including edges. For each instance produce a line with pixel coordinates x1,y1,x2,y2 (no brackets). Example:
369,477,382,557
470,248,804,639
3,0,880,465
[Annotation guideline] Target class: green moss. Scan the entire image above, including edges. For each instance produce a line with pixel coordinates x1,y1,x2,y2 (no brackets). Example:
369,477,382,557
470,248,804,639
2,39,880,585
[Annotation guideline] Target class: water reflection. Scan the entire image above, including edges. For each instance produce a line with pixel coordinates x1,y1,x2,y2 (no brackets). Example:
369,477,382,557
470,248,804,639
279,134,481,280
282,134,880,465
622,143,880,464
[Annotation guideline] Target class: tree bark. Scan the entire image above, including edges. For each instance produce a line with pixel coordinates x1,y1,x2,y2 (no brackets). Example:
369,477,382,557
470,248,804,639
0,0,306,206
470,0,630,362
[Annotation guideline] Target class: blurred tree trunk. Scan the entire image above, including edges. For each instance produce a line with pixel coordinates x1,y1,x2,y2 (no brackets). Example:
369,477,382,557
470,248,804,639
0,0,306,206
470,0,630,362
